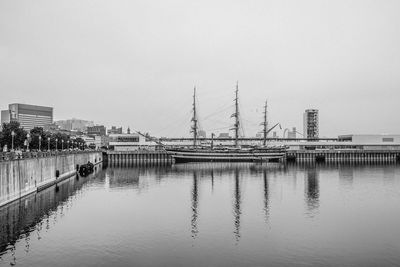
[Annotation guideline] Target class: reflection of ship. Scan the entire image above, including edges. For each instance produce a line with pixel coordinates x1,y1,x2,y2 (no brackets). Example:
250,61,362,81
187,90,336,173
166,84,287,163
172,162,284,177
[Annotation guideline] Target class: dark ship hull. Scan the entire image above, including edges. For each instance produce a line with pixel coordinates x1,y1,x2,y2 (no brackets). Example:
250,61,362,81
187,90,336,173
166,147,286,163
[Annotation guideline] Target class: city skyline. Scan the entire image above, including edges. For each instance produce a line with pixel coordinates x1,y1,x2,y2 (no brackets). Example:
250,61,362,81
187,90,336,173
1,0,400,137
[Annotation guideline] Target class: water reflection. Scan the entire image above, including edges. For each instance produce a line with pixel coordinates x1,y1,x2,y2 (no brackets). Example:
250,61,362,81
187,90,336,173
263,170,269,223
0,166,102,261
304,168,319,217
173,163,286,241
211,169,214,193
191,172,199,239
108,168,140,189
233,168,242,242
2,162,400,266
383,167,395,184
339,166,354,188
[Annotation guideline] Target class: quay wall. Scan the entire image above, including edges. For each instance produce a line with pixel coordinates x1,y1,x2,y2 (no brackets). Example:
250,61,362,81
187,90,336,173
0,151,102,207
287,150,400,163
106,149,400,165
107,151,173,165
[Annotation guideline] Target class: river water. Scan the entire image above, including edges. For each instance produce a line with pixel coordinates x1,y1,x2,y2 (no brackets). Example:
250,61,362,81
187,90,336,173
1,162,400,267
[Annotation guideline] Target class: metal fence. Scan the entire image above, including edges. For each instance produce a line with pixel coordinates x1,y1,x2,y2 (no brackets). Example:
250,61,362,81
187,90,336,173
0,150,98,161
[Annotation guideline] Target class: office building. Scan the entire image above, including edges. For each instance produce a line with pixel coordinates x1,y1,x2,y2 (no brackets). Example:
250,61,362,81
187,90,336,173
1,110,11,127
303,109,319,139
288,127,297,139
108,126,123,135
218,133,230,138
198,130,206,138
1,103,53,131
87,125,106,136
55,118,94,132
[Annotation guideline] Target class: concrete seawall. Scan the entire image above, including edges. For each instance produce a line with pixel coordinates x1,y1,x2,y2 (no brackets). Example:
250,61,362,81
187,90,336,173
107,151,173,165
0,151,103,207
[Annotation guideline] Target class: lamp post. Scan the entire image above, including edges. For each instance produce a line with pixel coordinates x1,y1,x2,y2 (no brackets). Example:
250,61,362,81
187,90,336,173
48,137,50,151
27,133,30,151
11,130,15,151
55,138,58,151
61,140,64,150
38,135,42,151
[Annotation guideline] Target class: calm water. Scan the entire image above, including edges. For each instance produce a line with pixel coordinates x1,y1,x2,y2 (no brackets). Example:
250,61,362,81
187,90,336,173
1,162,400,267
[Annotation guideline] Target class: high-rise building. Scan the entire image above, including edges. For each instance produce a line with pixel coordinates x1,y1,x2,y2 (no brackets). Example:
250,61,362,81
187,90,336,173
1,103,53,131
303,109,319,139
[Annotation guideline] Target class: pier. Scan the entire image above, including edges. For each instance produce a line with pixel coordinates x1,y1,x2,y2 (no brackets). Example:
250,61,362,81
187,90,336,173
106,150,173,165
287,150,400,163
105,149,400,164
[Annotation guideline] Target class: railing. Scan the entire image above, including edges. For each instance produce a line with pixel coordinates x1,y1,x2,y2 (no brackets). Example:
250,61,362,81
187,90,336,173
0,150,99,161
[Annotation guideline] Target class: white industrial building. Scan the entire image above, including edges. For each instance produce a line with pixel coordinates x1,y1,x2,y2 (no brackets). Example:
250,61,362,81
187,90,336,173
108,133,159,151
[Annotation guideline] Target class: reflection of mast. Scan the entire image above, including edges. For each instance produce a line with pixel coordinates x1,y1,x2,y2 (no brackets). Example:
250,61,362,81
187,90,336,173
191,172,199,238
263,169,269,222
233,168,241,242
211,169,214,193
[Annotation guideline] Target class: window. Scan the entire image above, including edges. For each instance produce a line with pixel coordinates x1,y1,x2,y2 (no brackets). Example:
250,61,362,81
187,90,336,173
382,138,394,142
116,136,139,142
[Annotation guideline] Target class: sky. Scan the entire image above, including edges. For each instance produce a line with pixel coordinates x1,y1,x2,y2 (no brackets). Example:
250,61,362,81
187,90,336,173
1,0,399,138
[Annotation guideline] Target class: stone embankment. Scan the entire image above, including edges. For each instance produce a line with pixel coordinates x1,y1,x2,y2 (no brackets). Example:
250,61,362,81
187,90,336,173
0,151,102,207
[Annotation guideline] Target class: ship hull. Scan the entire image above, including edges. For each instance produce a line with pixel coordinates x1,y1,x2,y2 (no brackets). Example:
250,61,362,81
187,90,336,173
166,148,286,163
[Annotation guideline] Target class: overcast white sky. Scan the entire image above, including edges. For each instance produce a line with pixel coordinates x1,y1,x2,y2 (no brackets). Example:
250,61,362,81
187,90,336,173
1,0,399,137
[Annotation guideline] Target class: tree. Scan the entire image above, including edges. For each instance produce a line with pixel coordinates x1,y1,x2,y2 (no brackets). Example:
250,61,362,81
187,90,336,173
30,127,45,150
74,137,85,149
52,132,71,150
0,122,27,151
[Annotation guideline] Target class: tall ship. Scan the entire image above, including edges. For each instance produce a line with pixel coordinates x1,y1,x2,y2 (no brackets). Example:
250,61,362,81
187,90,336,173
165,83,287,163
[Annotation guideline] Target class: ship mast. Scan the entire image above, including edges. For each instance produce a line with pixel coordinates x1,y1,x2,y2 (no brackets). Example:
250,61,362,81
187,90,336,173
233,82,240,147
262,100,268,146
191,86,198,147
